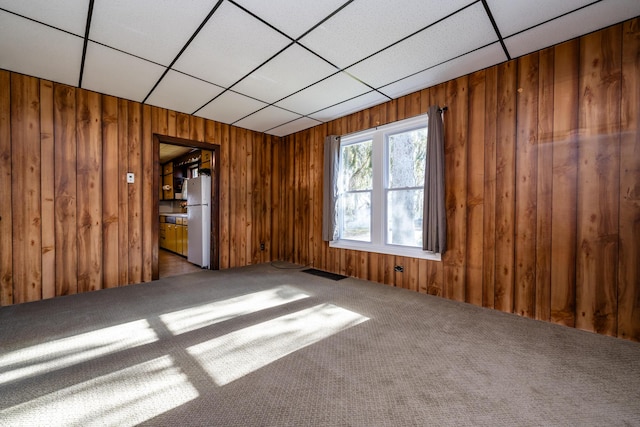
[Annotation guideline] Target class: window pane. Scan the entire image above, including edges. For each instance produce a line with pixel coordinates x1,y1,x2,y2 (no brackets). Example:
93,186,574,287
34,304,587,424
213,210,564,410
341,192,371,242
341,140,372,191
386,189,423,247
388,128,426,188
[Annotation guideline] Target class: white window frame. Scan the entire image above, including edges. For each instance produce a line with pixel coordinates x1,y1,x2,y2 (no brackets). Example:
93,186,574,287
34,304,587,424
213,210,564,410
330,114,441,261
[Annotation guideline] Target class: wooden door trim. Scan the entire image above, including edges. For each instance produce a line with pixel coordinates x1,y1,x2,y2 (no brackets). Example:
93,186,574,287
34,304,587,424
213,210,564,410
152,134,221,280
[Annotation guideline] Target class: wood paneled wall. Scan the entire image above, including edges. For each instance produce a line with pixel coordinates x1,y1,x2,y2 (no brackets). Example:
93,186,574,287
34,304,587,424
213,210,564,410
277,19,639,342
0,19,638,343
0,74,273,305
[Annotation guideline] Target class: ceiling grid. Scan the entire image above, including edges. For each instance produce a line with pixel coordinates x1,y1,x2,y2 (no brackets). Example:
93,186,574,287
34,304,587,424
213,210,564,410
0,0,638,136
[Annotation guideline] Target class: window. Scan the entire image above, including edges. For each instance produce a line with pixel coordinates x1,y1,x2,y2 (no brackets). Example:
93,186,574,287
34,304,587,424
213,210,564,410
331,114,440,260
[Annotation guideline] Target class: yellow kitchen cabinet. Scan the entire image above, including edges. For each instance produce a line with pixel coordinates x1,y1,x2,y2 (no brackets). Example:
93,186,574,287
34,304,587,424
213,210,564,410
201,150,212,169
162,172,173,200
176,222,184,256
166,223,177,253
182,220,189,257
159,222,168,250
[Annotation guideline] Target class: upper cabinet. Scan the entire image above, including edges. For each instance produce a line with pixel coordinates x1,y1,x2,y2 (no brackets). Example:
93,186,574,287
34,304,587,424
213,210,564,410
160,149,212,200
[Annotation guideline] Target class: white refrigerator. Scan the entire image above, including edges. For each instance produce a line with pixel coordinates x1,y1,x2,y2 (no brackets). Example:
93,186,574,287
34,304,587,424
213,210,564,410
185,175,211,268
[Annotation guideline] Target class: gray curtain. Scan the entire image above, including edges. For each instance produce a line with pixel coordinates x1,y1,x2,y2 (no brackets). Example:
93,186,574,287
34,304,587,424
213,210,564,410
422,105,446,253
322,135,340,242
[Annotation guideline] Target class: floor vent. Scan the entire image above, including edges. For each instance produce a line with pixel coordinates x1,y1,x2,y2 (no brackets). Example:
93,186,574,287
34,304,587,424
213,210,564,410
302,268,347,281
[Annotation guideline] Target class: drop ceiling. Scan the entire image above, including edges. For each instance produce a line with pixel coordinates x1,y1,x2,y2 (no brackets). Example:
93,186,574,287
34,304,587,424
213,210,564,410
1,0,638,137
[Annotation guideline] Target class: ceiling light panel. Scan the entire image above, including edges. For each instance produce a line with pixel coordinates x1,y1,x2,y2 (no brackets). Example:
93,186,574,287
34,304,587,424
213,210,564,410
234,106,301,133
232,0,346,39
300,0,474,69
195,91,267,124
90,0,217,66
379,43,506,99
82,42,166,102
267,117,323,137
346,2,496,89
504,0,640,58
486,0,594,38
173,1,291,88
275,72,371,116
0,0,89,36
0,12,83,86
308,91,389,123
233,44,338,104
145,70,225,115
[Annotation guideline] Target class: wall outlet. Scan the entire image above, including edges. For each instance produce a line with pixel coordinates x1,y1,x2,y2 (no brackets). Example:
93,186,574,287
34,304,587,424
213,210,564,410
260,243,265,251
126,173,135,184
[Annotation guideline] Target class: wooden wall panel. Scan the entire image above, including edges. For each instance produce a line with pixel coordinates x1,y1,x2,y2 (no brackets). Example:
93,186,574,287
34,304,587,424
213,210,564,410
618,18,640,342
102,95,119,289
550,40,579,327
535,47,555,321
0,71,12,305
482,66,498,309
54,83,78,297
576,26,621,336
494,61,517,313
117,99,129,285
40,80,55,300
127,102,143,283
141,105,153,282
218,122,231,269
442,76,469,302
11,74,42,303
514,53,539,317
311,126,324,268
245,129,253,266
466,70,486,307
76,90,103,293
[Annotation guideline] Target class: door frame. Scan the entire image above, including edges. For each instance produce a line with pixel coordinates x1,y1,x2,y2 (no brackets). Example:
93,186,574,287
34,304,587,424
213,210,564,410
152,134,221,279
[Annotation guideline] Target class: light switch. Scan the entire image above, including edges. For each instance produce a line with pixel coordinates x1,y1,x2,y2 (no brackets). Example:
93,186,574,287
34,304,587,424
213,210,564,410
126,173,135,184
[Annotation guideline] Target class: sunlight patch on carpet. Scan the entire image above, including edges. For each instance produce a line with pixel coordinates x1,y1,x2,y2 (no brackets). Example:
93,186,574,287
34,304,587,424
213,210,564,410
187,303,369,386
0,319,159,385
0,355,199,427
160,285,310,335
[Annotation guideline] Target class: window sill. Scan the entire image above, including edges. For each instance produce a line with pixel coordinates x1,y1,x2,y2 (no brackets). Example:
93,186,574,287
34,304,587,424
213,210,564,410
329,240,441,261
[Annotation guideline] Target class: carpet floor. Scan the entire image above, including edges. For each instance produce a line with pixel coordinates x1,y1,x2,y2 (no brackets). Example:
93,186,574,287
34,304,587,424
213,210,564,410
1,263,639,426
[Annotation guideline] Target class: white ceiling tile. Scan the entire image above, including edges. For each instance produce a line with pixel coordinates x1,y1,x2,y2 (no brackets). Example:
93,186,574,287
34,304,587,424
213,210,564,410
232,0,345,39
234,106,301,133
145,70,225,115
275,72,371,116
174,1,291,88
90,0,217,66
504,0,640,58
308,91,388,123
195,91,267,124
346,2,496,88
300,0,474,68
486,0,594,38
267,117,323,137
0,0,89,36
82,42,166,102
233,44,337,104
379,43,506,99
0,12,83,86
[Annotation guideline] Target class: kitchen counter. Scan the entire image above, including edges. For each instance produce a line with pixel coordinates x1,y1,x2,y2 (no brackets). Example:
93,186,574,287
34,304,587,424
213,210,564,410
160,213,187,218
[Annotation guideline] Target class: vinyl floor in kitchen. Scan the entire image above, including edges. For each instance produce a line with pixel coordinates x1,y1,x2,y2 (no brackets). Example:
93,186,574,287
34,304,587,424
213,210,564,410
159,249,204,278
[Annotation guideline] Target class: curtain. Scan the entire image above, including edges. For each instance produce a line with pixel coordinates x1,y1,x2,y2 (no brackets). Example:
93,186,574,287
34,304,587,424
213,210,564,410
322,135,340,242
422,105,446,253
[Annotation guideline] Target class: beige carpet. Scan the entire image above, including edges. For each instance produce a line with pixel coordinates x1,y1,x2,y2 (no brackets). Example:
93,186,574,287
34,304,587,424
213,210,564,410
1,263,639,426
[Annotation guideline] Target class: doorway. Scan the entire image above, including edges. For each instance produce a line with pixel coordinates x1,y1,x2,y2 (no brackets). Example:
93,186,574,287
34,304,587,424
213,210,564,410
152,134,220,280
